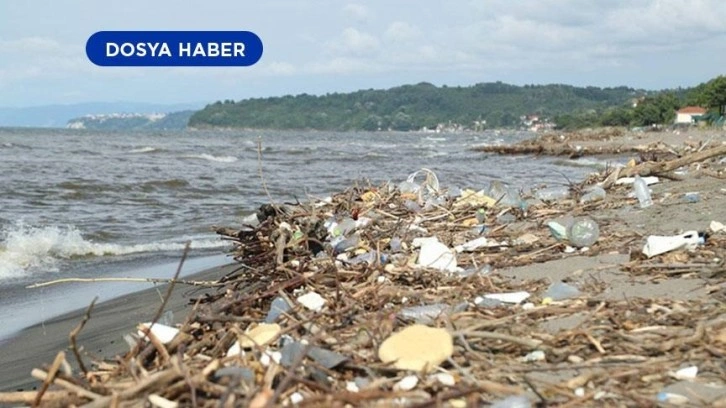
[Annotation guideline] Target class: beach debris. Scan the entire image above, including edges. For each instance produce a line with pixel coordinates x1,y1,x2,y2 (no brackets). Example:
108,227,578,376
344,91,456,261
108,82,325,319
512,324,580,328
413,237,459,272
137,323,179,344
670,366,698,381
297,291,326,311
393,375,419,391
543,281,580,301
475,291,530,306
615,176,659,185
521,350,546,362
534,185,570,201
642,231,702,258
490,395,532,408
580,185,606,204
238,323,281,348
683,192,700,203
711,220,725,233
13,157,726,407
633,175,654,208
657,392,690,405
378,324,453,372
567,217,599,247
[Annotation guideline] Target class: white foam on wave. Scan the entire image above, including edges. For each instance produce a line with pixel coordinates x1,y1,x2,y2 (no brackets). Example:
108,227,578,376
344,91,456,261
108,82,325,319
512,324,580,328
128,146,159,153
185,153,238,163
0,223,229,279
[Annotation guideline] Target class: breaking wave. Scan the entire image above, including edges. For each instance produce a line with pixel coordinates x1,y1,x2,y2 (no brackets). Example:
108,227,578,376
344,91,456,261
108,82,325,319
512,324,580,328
183,153,238,163
0,223,229,279
128,146,161,154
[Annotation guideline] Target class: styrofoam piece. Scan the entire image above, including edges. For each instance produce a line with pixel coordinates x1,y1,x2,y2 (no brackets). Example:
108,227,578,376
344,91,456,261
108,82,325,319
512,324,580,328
615,176,659,185
478,291,530,304
297,291,326,311
642,231,701,258
138,323,179,344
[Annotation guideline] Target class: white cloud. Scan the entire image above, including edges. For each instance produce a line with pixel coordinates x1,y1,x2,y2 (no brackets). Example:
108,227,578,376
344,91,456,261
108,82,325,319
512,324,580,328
327,28,380,56
384,22,422,42
267,61,297,75
343,3,369,20
0,37,65,54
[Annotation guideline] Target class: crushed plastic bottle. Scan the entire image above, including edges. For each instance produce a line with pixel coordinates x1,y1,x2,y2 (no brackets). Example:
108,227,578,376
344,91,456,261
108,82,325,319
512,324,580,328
544,281,581,301
535,186,570,201
633,175,653,208
580,186,606,204
547,214,574,241
567,217,599,247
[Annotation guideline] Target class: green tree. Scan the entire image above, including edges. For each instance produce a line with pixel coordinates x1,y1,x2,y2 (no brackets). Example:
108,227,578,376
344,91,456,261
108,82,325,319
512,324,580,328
632,93,679,126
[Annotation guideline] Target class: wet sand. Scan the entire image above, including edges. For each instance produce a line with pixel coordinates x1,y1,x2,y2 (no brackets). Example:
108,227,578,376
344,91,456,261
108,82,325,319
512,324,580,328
0,263,239,393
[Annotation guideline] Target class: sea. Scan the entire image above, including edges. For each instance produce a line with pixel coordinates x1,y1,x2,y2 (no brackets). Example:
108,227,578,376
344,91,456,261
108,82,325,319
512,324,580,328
0,127,612,340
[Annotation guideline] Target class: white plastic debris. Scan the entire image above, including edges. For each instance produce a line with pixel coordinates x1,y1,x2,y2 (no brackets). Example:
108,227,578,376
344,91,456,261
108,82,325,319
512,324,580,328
413,237,460,273
431,372,456,386
478,291,531,304
346,381,360,392
710,220,725,233
615,176,659,185
521,350,546,362
642,231,701,258
297,291,326,311
226,341,242,357
289,392,304,405
672,365,698,380
137,323,179,344
454,237,496,252
394,375,419,391
574,387,586,397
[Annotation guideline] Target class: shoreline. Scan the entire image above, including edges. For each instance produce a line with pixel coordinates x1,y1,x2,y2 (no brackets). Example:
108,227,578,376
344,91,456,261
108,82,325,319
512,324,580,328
1,128,724,405
0,263,239,393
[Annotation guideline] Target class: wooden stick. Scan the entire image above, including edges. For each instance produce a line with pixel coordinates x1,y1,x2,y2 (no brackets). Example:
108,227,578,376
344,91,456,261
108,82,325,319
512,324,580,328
0,390,69,404
31,368,102,401
69,296,98,377
33,351,66,407
27,276,222,289
130,242,190,360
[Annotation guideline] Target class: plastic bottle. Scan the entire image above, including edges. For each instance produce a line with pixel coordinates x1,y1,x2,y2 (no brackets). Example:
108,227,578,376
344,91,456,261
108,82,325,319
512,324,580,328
534,186,570,201
580,186,606,204
567,217,599,247
633,175,653,208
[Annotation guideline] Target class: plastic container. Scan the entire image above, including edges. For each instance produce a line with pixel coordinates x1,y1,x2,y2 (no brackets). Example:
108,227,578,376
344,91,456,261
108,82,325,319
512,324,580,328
567,217,599,247
535,186,570,201
580,186,606,204
544,281,581,300
547,214,575,241
633,175,653,208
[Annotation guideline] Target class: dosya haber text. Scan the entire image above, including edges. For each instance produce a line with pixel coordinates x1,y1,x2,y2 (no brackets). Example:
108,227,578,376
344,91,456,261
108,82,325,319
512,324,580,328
105,42,246,58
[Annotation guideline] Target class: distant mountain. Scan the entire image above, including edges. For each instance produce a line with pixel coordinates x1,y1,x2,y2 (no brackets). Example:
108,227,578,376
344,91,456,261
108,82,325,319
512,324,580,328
0,102,203,128
67,110,194,131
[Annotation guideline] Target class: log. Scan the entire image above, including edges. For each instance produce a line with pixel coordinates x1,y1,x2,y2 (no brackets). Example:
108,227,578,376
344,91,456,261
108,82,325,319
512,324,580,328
619,144,726,178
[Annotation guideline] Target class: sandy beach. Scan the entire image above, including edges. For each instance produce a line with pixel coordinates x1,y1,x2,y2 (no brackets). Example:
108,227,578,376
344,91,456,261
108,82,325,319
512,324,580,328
0,263,239,394
1,128,724,406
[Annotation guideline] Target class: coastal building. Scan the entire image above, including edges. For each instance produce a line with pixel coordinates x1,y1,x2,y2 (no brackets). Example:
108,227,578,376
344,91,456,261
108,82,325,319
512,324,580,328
675,106,707,124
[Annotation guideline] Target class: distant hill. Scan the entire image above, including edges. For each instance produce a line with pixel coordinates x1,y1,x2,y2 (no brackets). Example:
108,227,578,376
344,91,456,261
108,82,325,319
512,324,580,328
67,110,194,131
0,102,202,128
188,82,646,131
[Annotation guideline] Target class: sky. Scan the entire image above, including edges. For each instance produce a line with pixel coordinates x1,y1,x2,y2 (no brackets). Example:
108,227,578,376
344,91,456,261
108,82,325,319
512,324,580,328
1,0,726,107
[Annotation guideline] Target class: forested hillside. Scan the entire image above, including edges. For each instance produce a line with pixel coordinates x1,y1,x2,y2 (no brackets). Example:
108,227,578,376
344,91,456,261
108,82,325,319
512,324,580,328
188,82,643,131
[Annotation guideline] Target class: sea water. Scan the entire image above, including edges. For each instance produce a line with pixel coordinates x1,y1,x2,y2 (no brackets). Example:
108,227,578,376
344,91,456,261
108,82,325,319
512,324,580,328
0,127,599,336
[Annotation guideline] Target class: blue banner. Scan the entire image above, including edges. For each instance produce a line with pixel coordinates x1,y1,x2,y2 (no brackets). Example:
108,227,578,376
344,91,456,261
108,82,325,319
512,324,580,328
86,31,263,67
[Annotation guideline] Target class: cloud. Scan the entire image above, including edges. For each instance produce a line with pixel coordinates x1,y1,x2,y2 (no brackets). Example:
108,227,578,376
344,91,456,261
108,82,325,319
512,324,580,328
384,22,422,42
343,3,369,20
0,37,65,54
326,27,380,56
267,61,297,75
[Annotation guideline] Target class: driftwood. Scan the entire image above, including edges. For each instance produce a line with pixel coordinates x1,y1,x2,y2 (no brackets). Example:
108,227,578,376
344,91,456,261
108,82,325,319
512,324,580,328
618,143,726,178
472,143,656,158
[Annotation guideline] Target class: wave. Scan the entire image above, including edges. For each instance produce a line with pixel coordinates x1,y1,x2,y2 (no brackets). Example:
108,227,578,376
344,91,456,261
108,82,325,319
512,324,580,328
129,146,161,153
0,223,229,279
183,153,238,163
